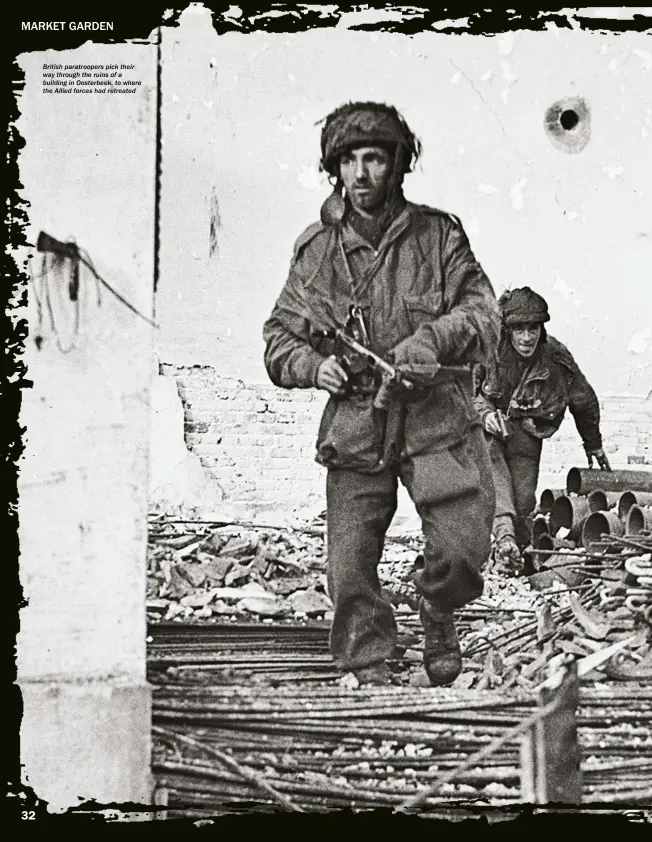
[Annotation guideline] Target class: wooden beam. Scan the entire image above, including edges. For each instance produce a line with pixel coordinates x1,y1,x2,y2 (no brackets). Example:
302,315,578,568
521,661,582,804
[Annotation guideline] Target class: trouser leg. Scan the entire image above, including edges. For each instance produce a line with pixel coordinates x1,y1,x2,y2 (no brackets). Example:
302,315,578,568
506,453,542,548
402,424,495,612
487,434,518,543
504,425,543,549
326,467,398,672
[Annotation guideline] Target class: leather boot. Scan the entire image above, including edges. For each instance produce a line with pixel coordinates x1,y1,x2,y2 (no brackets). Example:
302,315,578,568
491,535,522,577
420,600,462,687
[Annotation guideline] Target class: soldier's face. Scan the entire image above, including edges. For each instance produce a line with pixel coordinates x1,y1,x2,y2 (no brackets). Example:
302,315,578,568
339,145,393,214
510,322,542,358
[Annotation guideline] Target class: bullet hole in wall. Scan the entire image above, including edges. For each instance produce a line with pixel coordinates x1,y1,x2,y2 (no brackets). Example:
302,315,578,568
560,109,579,131
544,97,590,153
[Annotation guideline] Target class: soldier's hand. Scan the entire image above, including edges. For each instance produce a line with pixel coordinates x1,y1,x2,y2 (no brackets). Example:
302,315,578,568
587,448,612,471
484,411,504,438
316,356,348,396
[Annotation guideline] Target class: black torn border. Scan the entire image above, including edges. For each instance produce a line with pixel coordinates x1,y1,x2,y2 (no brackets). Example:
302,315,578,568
3,1,652,833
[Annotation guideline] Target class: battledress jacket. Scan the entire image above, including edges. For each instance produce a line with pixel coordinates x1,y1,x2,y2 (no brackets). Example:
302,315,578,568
263,202,500,473
473,335,603,452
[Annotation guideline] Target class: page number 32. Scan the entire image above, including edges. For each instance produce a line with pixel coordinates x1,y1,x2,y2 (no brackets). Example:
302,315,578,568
22,811,35,820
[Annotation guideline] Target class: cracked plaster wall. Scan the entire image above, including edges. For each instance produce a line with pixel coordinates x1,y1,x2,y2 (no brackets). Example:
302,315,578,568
157,6,652,398
152,7,652,518
16,40,156,811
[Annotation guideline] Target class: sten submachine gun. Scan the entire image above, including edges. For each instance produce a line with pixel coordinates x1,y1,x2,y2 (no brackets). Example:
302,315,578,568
320,306,414,411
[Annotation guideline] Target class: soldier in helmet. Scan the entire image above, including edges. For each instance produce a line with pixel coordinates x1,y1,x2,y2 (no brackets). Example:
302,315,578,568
263,101,500,686
474,286,611,575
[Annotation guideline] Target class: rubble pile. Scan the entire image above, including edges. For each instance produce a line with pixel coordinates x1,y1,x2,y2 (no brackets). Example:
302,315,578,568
147,517,332,625
148,473,651,814
147,511,651,689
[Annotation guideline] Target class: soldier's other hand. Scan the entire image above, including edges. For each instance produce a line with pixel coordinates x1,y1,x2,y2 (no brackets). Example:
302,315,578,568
316,356,348,395
484,411,504,438
587,448,612,471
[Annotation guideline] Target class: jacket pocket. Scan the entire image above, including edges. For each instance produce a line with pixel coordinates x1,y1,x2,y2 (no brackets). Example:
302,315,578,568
403,379,472,457
406,440,482,507
316,394,385,471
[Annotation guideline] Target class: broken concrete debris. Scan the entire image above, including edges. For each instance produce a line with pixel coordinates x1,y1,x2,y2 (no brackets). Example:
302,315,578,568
148,490,651,814
148,509,651,694
148,518,332,623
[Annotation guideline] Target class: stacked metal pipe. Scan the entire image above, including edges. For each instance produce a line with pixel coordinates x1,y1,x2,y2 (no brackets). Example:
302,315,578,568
523,470,652,649
148,621,339,684
530,468,652,563
151,678,652,815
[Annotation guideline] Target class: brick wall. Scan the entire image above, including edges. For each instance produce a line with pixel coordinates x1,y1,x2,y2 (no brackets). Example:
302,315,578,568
538,394,652,491
161,363,652,515
161,363,328,515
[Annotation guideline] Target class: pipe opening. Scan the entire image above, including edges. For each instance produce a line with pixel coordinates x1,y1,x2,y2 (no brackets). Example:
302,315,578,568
532,516,550,542
566,468,581,495
532,533,553,568
588,490,608,513
627,506,645,535
618,491,637,520
539,489,556,513
582,512,609,547
534,533,554,551
550,497,573,534
582,510,624,545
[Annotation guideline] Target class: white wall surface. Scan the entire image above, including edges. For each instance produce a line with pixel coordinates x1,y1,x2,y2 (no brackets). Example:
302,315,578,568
17,41,157,680
156,5,652,397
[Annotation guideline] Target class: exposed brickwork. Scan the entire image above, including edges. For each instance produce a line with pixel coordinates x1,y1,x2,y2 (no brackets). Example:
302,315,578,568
161,363,328,513
538,395,652,490
162,363,652,513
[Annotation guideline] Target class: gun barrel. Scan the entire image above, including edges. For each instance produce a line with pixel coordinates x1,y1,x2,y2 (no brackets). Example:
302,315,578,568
321,327,413,390
335,331,399,379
